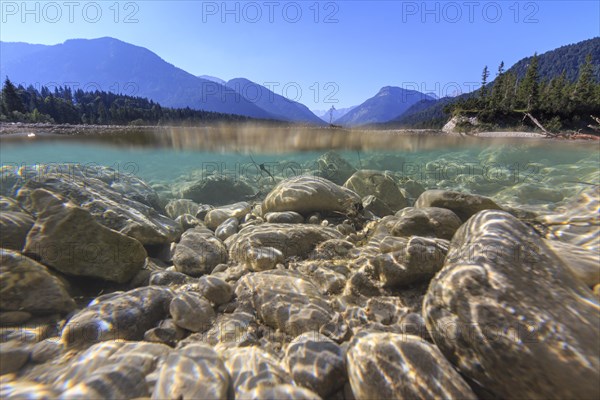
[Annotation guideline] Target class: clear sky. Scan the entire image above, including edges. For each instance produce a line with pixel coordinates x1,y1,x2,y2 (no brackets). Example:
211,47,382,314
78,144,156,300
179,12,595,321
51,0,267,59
1,0,599,108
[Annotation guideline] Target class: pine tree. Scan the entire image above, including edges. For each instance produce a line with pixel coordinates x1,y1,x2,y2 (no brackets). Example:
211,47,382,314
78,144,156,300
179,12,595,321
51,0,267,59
573,54,595,113
518,54,540,112
479,66,490,108
2,77,26,113
490,62,506,111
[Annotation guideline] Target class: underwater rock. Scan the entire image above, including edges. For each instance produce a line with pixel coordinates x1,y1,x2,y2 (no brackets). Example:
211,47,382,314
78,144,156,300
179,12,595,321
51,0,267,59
362,195,393,217
149,270,191,286
143,319,186,347
315,151,357,185
180,175,255,206
284,332,346,397
165,198,201,219
235,270,338,337
0,211,34,251
544,239,600,287
375,236,449,288
227,223,342,271
196,275,233,305
262,176,361,215
415,190,502,221
170,292,215,332
23,189,147,283
14,164,180,245
0,341,31,375
346,332,477,400
204,202,252,230
0,249,75,314
62,287,173,348
172,227,228,277
344,170,408,212
224,346,292,397
215,217,239,241
424,210,600,400
264,211,304,224
392,207,462,240
152,343,229,400
175,213,204,231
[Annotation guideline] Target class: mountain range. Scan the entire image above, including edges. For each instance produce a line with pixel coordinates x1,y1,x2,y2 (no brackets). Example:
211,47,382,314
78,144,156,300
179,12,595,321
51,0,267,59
1,36,598,127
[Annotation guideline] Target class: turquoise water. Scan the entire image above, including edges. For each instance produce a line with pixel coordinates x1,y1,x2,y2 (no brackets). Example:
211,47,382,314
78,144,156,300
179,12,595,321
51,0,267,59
1,131,598,213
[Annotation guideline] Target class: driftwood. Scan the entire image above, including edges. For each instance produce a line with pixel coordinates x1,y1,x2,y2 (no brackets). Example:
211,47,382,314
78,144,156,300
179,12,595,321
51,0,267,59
522,113,557,137
587,115,600,132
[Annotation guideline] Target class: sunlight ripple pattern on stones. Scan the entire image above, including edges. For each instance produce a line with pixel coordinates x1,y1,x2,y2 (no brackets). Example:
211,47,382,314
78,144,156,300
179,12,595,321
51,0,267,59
152,344,229,400
12,164,181,245
262,175,361,215
423,210,600,400
61,287,173,348
346,332,477,400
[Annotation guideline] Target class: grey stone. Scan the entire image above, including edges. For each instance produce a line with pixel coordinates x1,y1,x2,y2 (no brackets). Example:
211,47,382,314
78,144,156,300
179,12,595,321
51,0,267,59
424,210,600,400
264,211,304,224
197,275,233,305
393,207,462,240
284,332,346,397
180,175,255,206
152,344,229,400
149,270,191,286
362,195,393,217
414,190,502,221
165,199,200,219
173,227,228,277
215,217,239,241
0,249,75,314
14,163,180,245
245,384,323,400
62,287,173,348
205,202,251,230
23,189,147,283
170,292,215,332
344,170,408,212
0,211,34,251
315,151,357,185
0,341,30,375
262,176,361,215
143,319,186,347
347,333,476,400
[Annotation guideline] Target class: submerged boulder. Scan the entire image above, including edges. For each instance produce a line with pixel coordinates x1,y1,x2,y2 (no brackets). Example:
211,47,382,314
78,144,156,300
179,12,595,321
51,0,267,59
424,210,600,400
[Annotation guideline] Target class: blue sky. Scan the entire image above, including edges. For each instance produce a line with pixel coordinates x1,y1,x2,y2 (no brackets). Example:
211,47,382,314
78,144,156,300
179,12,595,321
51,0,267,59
1,1,599,108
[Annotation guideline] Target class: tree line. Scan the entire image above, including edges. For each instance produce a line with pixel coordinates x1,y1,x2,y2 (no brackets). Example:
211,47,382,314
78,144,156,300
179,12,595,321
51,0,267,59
447,54,600,132
0,79,264,126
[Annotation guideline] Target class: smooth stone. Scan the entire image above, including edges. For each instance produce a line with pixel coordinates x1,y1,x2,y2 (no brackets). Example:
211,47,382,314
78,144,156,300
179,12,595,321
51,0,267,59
149,270,191,286
236,270,338,337
0,211,34,251
62,287,173,348
393,207,463,240
0,249,75,314
172,227,228,277
375,236,449,287
180,175,255,206
315,151,357,185
152,344,229,400
23,189,147,283
245,384,323,400
544,239,600,286
143,319,186,347
56,341,170,393
414,190,502,221
14,163,180,245
344,170,408,212
262,176,361,215
197,275,233,305
228,224,342,271
215,217,239,241
399,179,426,199
61,364,149,399
0,380,59,398
175,213,204,231
264,211,304,224
205,202,251,230
224,346,292,397
165,199,200,219
424,210,600,400
362,195,393,217
347,333,476,400
0,341,31,375
170,292,215,332
284,332,346,397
